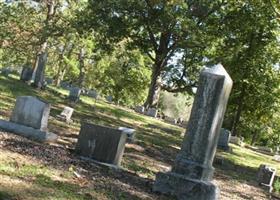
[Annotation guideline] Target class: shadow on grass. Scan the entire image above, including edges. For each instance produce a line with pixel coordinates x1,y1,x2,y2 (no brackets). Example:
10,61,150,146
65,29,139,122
0,191,14,200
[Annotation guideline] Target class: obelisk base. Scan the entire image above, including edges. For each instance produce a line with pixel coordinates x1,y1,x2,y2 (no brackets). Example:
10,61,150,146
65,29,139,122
153,172,219,200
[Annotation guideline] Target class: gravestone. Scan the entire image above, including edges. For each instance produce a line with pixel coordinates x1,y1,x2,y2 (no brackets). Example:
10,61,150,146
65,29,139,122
118,127,136,142
69,87,81,102
88,90,98,99
153,64,233,200
165,116,177,125
45,78,53,85
75,123,128,167
1,68,11,77
58,106,74,123
218,128,231,151
134,106,145,114
20,67,33,82
106,95,113,103
10,96,50,131
146,108,158,118
257,164,276,192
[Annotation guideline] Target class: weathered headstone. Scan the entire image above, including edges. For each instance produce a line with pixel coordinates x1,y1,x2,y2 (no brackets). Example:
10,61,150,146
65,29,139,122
218,128,231,151
75,123,128,167
118,127,136,142
20,67,33,82
106,95,113,103
146,108,158,118
10,96,50,131
88,90,98,99
69,87,81,102
0,96,57,143
134,106,145,114
57,106,74,123
257,164,276,192
153,64,233,200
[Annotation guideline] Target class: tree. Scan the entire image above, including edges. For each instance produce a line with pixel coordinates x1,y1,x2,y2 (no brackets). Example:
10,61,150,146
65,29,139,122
82,0,226,108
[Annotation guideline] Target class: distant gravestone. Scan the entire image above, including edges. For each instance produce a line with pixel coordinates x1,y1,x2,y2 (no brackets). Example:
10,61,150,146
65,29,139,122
34,52,47,89
20,67,33,82
218,128,231,151
106,95,113,103
69,87,81,102
45,78,53,85
10,96,50,131
146,108,158,118
153,64,233,200
118,127,136,142
165,116,177,125
57,106,74,123
88,90,98,99
75,123,128,167
257,164,276,192
134,106,145,114
273,155,280,162
1,68,11,77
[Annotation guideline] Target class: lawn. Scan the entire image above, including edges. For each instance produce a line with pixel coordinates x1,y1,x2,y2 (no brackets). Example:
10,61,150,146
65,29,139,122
0,75,279,200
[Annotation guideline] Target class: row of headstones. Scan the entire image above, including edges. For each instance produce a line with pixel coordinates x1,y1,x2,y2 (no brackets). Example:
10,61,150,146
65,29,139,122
0,96,136,165
134,106,188,127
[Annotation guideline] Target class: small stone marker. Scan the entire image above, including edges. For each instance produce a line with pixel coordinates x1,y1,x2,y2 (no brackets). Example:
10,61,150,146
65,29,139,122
134,106,145,114
10,96,50,131
118,127,136,142
146,108,158,117
75,123,128,167
218,128,231,151
273,155,280,162
58,106,74,123
257,164,276,192
165,116,177,125
69,87,81,102
20,67,33,82
153,64,233,200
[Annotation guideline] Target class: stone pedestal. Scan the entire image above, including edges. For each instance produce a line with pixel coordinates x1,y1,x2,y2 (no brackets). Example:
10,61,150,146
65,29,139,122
76,123,128,167
153,64,233,200
10,96,50,131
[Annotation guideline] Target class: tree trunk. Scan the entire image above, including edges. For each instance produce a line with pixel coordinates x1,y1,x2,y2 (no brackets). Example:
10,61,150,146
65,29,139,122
144,62,162,108
32,1,55,89
78,48,86,87
250,131,259,146
231,85,245,136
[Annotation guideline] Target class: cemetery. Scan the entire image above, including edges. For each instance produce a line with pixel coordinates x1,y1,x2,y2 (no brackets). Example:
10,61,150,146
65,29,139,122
0,1,280,200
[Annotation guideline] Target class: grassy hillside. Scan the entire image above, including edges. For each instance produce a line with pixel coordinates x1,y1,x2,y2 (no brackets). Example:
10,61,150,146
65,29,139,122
0,75,279,200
